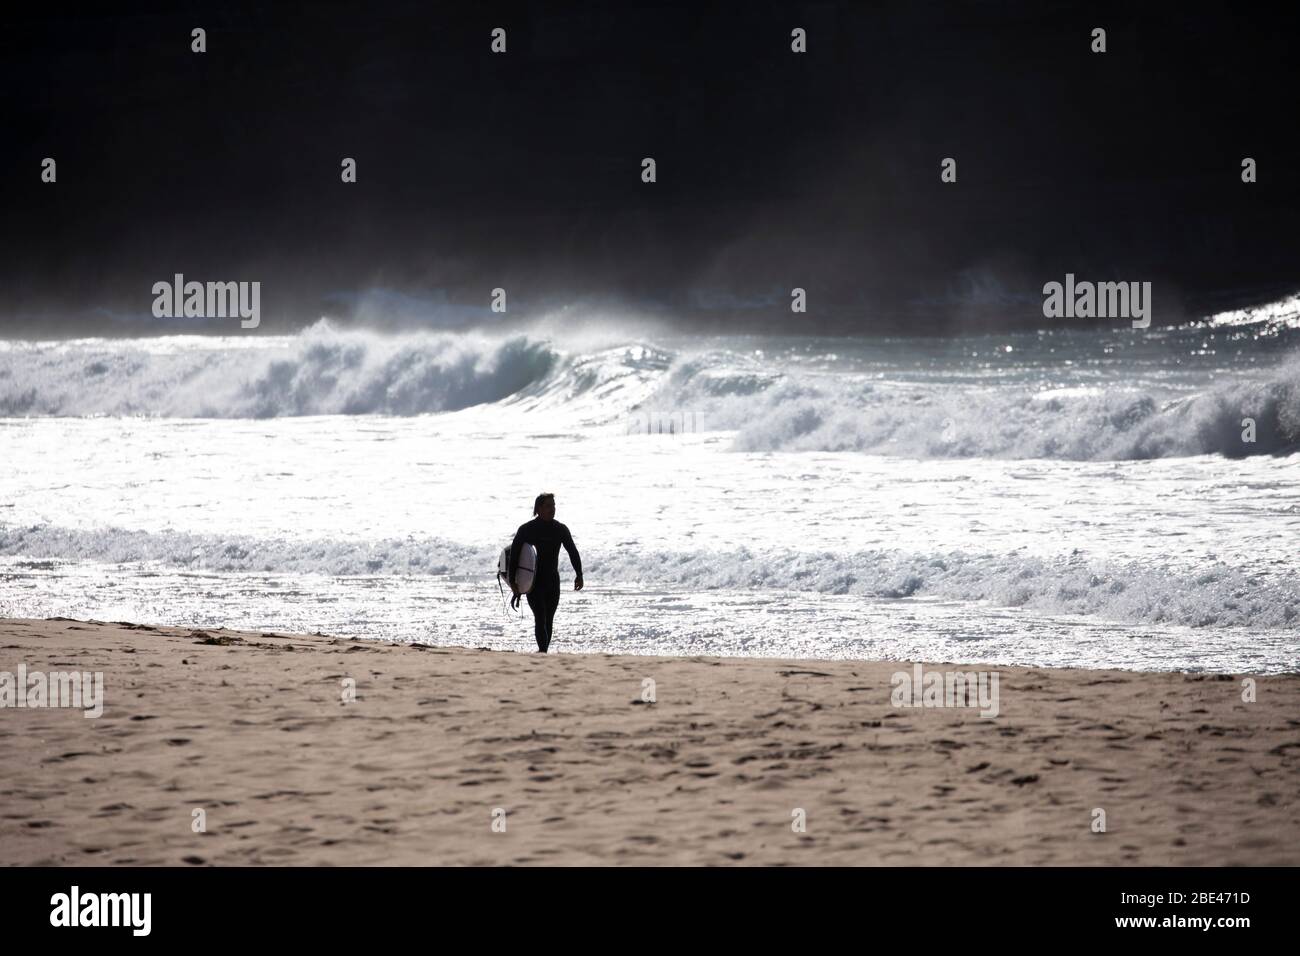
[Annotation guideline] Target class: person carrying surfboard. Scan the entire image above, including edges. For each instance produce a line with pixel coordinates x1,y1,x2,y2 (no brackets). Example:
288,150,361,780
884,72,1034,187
508,492,584,653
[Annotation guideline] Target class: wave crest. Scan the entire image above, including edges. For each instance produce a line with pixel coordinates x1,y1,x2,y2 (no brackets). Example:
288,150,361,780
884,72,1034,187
0,320,558,417
722,361,1300,459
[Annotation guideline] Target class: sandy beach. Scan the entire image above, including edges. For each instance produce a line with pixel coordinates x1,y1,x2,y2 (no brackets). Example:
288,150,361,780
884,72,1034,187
0,617,1295,866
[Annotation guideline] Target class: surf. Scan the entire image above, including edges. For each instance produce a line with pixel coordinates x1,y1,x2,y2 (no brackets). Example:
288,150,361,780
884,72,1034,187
2,295,1298,463
4,522,1297,630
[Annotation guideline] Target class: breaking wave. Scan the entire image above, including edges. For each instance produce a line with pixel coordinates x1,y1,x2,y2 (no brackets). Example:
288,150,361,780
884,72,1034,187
0,321,559,417
717,357,1300,459
3,298,1299,460
3,523,1296,630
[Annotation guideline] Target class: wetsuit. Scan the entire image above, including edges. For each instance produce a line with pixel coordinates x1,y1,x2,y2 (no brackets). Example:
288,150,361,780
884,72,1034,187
508,518,582,653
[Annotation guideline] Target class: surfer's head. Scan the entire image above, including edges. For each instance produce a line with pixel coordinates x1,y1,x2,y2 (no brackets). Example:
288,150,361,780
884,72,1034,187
534,492,556,520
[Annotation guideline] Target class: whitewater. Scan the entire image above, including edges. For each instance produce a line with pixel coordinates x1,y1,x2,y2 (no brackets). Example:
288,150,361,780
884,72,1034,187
2,297,1298,673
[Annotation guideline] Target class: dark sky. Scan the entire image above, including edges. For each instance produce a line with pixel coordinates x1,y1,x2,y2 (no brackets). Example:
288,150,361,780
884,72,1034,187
2,0,1298,336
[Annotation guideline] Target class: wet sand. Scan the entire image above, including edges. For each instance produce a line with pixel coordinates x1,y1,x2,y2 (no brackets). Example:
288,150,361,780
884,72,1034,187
1,617,1296,865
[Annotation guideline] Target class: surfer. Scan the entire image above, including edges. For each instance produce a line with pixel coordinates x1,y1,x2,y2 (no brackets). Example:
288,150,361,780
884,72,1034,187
508,492,583,653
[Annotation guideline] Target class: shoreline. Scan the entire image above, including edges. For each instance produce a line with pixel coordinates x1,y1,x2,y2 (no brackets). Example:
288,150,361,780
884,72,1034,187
2,617,1297,865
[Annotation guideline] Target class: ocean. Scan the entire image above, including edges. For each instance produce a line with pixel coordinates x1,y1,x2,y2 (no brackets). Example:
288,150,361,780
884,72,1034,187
2,297,1298,673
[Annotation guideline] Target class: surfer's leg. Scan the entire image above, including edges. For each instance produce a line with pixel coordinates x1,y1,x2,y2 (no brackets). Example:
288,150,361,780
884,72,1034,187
525,590,548,652
542,588,559,652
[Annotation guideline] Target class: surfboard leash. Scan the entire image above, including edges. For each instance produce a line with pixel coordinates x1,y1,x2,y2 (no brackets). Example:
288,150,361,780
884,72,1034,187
496,574,520,618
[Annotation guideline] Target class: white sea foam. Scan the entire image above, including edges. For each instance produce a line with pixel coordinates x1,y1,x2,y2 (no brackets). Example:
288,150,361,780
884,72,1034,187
0,321,558,417
3,309,1297,461
4,523,1295,630
3,296,1298,669
720,357,1300,459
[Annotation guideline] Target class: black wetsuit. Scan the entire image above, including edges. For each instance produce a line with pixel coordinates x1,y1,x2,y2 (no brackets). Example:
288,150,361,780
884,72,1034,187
509,518,582,653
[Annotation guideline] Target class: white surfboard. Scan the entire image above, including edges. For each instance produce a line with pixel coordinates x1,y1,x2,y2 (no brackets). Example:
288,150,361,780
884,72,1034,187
498,543,537,594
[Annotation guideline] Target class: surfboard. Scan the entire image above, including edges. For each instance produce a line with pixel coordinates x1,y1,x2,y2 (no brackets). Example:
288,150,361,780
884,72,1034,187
498,542,537,594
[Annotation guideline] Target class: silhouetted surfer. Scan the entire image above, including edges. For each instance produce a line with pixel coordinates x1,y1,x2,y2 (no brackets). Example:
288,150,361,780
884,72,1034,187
509,492,583,653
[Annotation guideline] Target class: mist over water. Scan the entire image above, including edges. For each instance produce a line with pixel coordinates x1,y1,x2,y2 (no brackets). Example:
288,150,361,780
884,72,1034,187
3,297,1299,461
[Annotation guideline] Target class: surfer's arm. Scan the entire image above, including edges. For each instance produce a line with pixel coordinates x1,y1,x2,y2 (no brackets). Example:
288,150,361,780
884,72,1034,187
562,526,583,580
